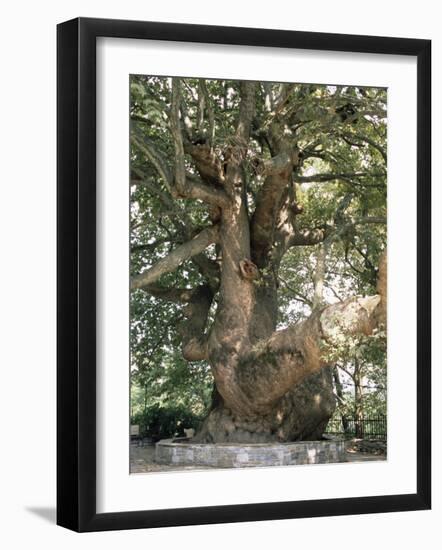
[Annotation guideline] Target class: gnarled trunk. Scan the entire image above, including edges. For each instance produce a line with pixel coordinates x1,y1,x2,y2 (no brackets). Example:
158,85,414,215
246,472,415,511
196,271,337,443
195,368,335,443
130,79,387,445
196,273,382,443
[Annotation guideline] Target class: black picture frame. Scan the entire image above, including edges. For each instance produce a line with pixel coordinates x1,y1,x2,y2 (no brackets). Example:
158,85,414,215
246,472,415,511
57,17,431,532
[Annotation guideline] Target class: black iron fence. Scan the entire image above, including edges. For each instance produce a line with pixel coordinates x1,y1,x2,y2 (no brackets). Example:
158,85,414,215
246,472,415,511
325,415,387,439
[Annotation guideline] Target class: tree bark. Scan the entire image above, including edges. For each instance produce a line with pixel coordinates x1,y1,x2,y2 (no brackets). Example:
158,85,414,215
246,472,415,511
131,79,387,444
194,368,335,443
131,225,219,290
199,269,384,442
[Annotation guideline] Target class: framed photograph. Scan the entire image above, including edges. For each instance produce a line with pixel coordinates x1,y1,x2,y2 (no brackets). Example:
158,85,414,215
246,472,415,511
57,17,431,532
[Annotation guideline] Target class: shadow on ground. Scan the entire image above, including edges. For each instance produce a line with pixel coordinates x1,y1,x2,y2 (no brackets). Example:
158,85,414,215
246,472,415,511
26,506,56,524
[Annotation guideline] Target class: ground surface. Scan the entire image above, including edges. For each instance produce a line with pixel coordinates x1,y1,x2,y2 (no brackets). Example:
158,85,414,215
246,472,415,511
130,440,386,473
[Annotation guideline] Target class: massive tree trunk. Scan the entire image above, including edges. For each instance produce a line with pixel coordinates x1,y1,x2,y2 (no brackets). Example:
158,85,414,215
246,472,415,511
130,79,387,444
195,369,336,443
196,283,383,443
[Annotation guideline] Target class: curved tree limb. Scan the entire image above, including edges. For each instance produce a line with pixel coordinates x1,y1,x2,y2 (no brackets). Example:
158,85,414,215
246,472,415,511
170,78,229,208
137,284,214,362
179,285,214,362
293,171,385,184
138,285,194,303
208,82,258,363
251,173,292,267
287,227,328,247
250,124,300,268
131,225,219,290
286,217,386,248
131,169,220,288
235,81,257,143
183,141,226,188
236,293,383,412
231,253,387,412
255,149,299,177
173,176,230,208
133,81,228,209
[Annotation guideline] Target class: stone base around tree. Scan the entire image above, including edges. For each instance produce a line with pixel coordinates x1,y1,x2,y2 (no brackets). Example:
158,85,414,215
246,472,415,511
155,438,347,468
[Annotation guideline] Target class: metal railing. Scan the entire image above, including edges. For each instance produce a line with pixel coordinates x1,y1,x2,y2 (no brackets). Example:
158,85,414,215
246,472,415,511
325,415,387,439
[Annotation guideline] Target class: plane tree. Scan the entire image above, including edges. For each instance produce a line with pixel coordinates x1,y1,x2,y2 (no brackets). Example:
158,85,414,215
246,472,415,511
130,77,387,443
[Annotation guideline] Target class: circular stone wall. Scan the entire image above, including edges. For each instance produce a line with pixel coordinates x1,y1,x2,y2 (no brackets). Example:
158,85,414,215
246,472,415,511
155,438,346,468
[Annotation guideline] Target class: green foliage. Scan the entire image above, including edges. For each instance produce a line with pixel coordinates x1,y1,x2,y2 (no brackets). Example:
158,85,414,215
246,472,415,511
131,404,205,441
329,332,387,426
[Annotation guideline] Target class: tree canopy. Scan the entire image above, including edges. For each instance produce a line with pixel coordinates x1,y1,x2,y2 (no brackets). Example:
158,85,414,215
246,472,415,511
130,76,387,442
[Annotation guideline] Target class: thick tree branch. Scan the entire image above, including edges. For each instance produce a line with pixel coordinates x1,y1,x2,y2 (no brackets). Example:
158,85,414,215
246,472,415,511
183,141,226,188
354,216,387,225
132,80,228,210
140,283,214,361
179,285,213,362
255,149,299,177
251,129,300,267
138,285,194,303
235,81,257,143
208,82,258,362
131,236,180,254
171,79,227,206
132,170,221,288
288,228,328,247
286,217,385,248
222,81,257,196
131,225,219,290
237,293,382,411
173,176,230,208
233,253,387,412
293,171,385,184
251,173,292,267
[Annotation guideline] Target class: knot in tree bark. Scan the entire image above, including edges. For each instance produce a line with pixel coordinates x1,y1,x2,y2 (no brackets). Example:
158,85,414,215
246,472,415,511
239,259,259,280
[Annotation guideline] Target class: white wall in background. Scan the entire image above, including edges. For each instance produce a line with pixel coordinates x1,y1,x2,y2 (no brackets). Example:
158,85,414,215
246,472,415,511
0,1,440,548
